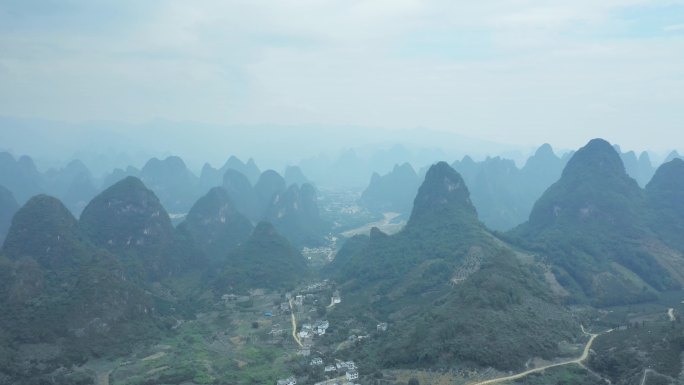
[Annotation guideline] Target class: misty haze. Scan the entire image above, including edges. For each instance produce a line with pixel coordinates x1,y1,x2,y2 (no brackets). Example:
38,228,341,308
1,2,684,385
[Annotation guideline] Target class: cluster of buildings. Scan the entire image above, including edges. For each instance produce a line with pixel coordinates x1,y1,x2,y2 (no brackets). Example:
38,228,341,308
298,320,330,339
276,376,297,385
313,360,359,385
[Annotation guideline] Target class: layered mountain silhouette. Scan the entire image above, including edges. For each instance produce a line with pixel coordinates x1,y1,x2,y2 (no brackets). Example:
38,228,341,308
615,146,655,187
359,162,420,214
222,168,262,220
451,144,570,231
200,156,262,190
328,161,576,371
0,152,44,204
177,187,253,262
214,222,308,292
222,169,326,246
645,158,684,251
0,185,19,246
43,160,99,215
263,183,324,246
511,138,682,305
254,169,287,209
283,165,310,186
139,156,200,213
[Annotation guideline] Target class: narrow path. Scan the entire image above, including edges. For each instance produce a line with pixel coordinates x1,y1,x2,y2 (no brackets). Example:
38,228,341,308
468,325,612,385
640,368,677,385
96,369,112,385
289,299,303,348
640,369,652,385
327,297,335,308
667,308,675,322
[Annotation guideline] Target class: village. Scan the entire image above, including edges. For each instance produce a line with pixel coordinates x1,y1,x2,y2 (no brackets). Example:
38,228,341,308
266,280,389,385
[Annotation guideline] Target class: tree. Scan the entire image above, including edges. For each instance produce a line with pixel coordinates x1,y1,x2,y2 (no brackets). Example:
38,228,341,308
408,378,419,385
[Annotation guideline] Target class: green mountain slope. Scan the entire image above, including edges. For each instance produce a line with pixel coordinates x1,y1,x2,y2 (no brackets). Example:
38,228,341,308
177,187,253,261
214,222,308,292
327,161,576,371
645,158,684,250
0,195,158,384
510,139,679,306
79,176,195,280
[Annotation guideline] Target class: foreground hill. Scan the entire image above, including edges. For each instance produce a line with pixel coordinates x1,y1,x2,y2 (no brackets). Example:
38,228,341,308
510,139,682,306
79,176,197,280
327,161,576,371
0,196,158,384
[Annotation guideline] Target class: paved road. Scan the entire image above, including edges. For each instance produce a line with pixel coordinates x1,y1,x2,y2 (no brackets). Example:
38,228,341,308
468,325,612,385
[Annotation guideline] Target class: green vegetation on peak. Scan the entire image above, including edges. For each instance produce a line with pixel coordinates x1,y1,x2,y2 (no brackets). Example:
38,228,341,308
511,139,678,305
80,176,175,250
645,158,684,251
406,161,480,234
327,162,576,372
2,195,84,269
214,221,308,292
177,187,253,261
79,176,189,279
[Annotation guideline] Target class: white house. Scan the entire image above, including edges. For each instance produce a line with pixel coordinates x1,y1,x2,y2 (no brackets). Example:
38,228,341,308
346,370,359,381
377,322,388,332
324,365,336,372
310,357,323,366
276,377,297,385
298,330,311,339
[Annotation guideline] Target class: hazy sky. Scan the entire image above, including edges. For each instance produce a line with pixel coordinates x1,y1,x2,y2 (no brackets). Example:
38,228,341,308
1,0,683,151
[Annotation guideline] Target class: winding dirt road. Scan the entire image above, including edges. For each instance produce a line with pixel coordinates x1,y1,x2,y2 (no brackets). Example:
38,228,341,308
288,299,303,348
667,308,675,322
468,325,611,385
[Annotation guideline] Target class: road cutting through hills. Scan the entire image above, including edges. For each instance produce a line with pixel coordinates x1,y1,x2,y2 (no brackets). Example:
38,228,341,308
468,325,612,385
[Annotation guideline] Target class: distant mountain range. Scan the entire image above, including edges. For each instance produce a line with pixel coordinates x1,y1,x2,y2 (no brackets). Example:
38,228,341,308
358,142,673,232
2,136,684,383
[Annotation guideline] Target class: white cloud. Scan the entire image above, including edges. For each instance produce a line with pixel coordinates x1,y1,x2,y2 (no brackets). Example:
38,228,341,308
0,0,683,150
